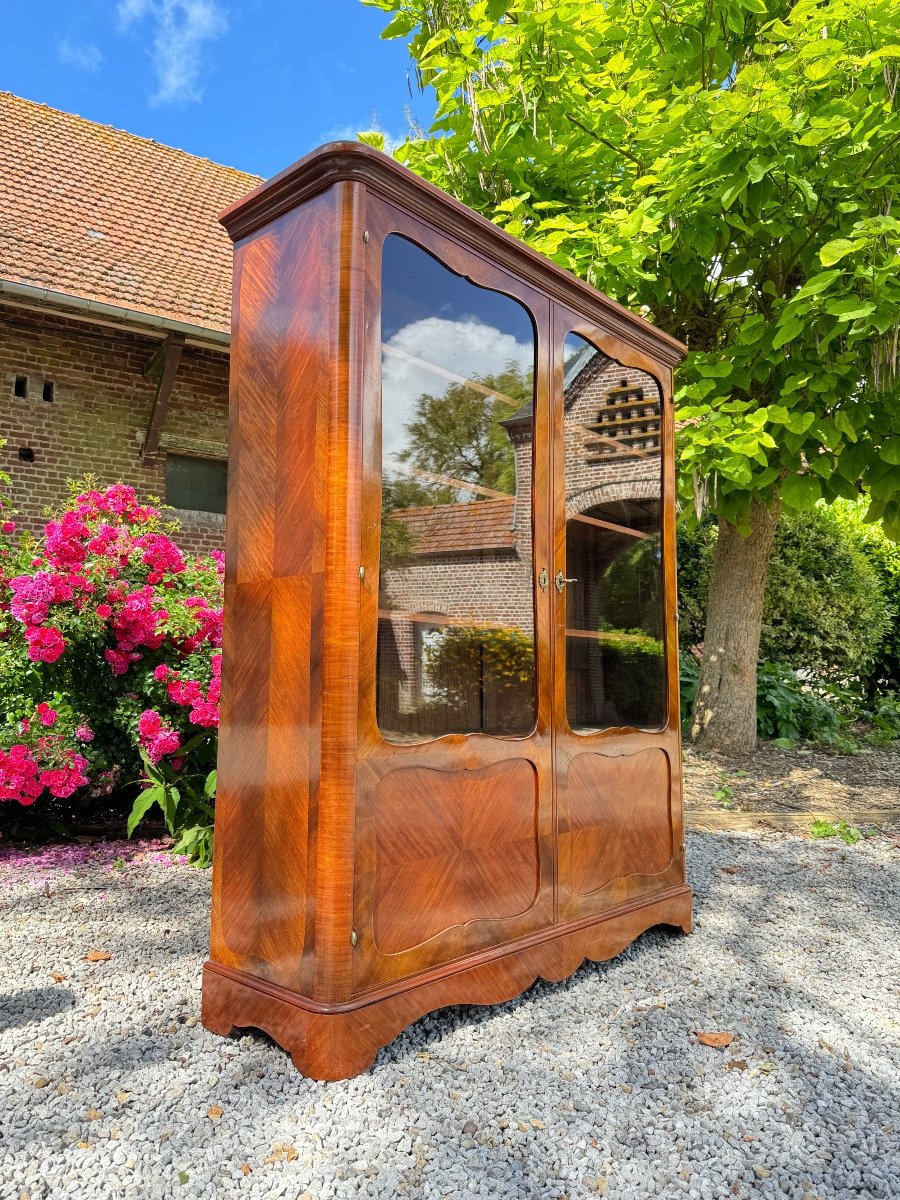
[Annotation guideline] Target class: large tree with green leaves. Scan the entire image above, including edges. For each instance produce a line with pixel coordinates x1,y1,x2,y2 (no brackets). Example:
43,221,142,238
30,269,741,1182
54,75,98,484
364,0,900,753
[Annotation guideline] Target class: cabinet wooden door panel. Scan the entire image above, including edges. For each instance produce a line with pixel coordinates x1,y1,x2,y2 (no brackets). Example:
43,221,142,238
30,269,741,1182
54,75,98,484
550,304,685,920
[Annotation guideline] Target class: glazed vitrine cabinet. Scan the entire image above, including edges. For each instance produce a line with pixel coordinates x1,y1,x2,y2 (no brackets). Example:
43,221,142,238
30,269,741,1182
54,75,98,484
202,143,692,1081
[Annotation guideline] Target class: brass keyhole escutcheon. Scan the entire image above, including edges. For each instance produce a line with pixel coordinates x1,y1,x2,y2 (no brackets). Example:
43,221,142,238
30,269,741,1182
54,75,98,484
538,568,549,592
555,570,577,593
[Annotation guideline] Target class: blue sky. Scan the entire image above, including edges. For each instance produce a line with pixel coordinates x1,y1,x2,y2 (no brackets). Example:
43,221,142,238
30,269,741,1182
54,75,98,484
5,0,435,179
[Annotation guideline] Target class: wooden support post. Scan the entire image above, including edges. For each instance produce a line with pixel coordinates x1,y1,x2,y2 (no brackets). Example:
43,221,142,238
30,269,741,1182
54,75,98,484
141,332,185,460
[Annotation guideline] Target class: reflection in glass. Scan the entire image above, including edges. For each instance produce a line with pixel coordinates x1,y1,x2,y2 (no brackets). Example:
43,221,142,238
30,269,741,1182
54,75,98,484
562,333,666,731
377,235,537,741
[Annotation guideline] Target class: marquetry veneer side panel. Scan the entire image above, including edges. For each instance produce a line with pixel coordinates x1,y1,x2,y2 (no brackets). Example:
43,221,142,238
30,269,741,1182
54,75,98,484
209,189,337,995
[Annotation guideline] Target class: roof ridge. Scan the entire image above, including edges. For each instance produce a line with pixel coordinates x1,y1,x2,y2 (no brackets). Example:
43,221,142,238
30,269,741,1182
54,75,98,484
0,90,262,184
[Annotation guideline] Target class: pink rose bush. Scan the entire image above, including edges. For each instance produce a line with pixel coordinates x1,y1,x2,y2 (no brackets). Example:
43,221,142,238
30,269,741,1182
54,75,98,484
0,478,223,863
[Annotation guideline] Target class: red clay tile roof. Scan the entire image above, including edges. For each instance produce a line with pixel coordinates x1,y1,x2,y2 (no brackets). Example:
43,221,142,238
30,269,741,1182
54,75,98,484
0,92,261,335
392,497,517,554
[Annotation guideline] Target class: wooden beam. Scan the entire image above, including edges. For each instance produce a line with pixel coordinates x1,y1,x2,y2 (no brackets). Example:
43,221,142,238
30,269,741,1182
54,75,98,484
685,808,900,831
141,333,185,460
142,339,168,380
384,458,512,500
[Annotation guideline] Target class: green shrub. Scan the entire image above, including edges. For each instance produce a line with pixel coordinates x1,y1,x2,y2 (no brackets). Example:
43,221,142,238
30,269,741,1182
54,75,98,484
830,499,900,693
676,518,716,652
600,631,666,727
679,654,700,732
761,508,891,682
678,506,893,685
755,663,841,745
422,624,534,735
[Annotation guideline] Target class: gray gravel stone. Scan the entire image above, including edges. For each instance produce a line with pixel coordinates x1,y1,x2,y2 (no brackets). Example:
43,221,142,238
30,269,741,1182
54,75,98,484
1,829,898,1198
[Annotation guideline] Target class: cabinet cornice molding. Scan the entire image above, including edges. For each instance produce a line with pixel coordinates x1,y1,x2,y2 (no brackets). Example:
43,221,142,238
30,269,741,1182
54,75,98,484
220,142,686,370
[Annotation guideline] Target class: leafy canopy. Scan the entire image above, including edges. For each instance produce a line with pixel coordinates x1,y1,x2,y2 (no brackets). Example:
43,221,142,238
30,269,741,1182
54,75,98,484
365,0,900,536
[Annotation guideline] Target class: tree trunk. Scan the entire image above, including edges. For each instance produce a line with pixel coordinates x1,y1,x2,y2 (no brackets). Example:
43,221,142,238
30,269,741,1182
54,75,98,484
690,497,781,755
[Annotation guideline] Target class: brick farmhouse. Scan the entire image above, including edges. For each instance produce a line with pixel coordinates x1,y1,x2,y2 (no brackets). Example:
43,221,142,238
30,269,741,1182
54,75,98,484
0,92,261,553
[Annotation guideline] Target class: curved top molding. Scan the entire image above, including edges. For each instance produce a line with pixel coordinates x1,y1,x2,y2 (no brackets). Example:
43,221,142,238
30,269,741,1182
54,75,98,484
219,142,687,369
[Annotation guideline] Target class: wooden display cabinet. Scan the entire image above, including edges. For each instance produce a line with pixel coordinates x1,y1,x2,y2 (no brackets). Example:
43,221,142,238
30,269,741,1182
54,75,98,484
202,143,692,1081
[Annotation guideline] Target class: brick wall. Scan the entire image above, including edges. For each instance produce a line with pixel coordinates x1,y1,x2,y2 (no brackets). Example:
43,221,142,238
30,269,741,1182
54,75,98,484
0,304,229,556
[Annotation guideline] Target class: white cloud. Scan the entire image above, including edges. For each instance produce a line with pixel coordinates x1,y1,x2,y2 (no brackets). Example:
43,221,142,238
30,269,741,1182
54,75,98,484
382,316,533,461
57,38,103,73
117,0,227,105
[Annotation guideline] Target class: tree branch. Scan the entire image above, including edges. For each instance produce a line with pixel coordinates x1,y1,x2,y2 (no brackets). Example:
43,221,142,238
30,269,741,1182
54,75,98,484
563,112,644,170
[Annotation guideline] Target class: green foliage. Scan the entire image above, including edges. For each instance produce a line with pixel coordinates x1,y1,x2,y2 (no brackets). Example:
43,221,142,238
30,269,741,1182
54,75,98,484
809,818,864,844
423,624,534,734
714,771,735,808
756,662,841,744
761,508,890,680
369,0,900,536
598,537,664,639
676,519,717,651
127,751,215,868
600,631,665,727
679,654,701,732
678,504,894,684
831,499,900,691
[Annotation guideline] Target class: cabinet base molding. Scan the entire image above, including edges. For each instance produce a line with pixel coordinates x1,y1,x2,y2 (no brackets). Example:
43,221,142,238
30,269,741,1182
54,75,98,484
202,886,692,1081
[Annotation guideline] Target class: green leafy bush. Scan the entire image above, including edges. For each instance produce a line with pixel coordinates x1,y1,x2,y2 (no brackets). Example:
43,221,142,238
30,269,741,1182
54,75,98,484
755,663,841,745
676,519,716,653
422,624,534,736
810,819,864,846
600,631,665,728
678,506,893,685
761,508,891,682
679,654,700,732
830,500,900,693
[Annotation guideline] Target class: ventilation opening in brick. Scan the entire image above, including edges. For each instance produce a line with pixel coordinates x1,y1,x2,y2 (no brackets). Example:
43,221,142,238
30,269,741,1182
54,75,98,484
14,376,27,398
18,447,35,463
42,381,55,403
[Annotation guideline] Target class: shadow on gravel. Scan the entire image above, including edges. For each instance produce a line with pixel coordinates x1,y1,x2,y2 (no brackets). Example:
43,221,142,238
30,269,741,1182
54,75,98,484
353,831,899,1198
0,985,75,1032
1,832,897,1199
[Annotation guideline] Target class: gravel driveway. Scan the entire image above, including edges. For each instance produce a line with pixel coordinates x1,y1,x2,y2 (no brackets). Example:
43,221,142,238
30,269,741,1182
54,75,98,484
1,830,898,1200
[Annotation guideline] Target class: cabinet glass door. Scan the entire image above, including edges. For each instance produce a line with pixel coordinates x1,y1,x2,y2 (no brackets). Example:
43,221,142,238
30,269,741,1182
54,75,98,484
376,233,538,742
353,217,554,996
553,322,678,921
559,331,666,732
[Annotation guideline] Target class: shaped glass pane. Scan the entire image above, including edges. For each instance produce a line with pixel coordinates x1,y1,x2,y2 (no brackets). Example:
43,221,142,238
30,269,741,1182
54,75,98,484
377,234,537,741
562,333,666,732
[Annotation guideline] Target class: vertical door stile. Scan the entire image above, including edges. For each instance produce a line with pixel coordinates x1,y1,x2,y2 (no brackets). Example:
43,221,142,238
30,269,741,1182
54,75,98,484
548,301,562,928
314,180,366,1005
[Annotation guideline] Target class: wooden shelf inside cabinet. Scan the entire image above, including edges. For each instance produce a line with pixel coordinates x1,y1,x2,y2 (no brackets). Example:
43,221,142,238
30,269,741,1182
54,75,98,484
204,141,691,1081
